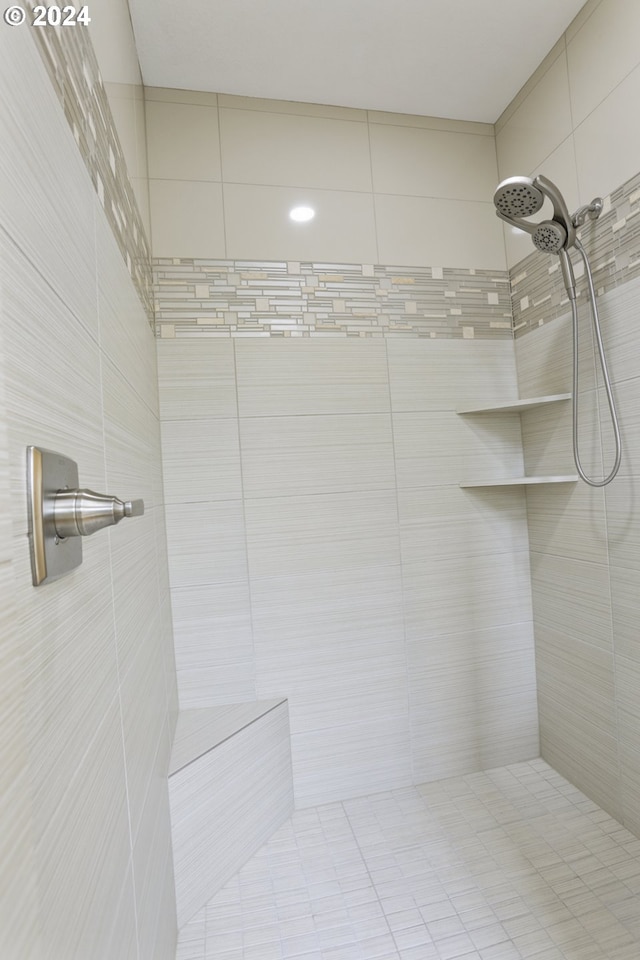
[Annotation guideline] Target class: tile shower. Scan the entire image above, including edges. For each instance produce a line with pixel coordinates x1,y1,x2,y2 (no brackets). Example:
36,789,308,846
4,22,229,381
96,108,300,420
3,1,640,959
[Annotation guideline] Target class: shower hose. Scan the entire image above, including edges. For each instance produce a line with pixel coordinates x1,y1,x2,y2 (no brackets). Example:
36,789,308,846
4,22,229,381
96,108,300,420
571,238,621,486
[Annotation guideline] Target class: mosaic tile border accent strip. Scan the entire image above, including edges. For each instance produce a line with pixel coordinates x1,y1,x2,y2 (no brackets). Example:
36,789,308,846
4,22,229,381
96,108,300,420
26,6,154,323
512,167,640,338
153,260,512,340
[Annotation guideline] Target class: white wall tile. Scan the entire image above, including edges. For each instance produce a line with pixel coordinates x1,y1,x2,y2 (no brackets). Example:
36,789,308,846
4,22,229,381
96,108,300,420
530,551,613,651
144,92,505,269
120,620,169,838
0,26,99,335
219,108,372,191
369,123,498,200
567,0,640,127
239,413,395,497
161,418,241,504
161,335,537,807
515,310,596,398
157,339,238,420
525,483,608,564
171,581,255,708
516,274,640,839
402,550,533,640
409,623,538,782
387,338,518,412
399,485,529,563
521,396,601,478
538,690,622,820
574,61,640,203
235,337,390,417
224,182,378,263
96,218,152,405
147,101,221,181
0,563,42,960
291,717,412,808
245,490,400,578
393,411,523,487
150,179,226,258
106,88,139,187
32,699,138,959
605,478,640,661
616,653,640,834
375,194,505,270
496,52,573,180
133,774,177,960
0,23,177,956
536,625,617,732
164,500,248,587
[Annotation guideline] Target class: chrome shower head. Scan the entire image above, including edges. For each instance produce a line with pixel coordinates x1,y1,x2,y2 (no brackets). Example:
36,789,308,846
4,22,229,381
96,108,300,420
493,174,578,298
493,174,576,253
493,176,545,219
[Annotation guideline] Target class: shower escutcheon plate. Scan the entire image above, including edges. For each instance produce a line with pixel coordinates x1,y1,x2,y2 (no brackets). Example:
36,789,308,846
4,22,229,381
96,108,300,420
26,446,144,586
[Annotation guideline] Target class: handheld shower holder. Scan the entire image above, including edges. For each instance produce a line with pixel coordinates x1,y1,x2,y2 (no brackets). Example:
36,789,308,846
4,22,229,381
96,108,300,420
571,197,603,228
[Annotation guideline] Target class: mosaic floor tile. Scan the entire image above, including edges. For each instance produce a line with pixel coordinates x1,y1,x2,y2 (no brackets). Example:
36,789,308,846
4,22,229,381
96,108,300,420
177,759,640,959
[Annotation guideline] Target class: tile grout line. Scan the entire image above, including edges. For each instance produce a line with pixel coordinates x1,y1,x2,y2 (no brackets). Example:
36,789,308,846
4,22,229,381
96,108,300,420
339,798,405,960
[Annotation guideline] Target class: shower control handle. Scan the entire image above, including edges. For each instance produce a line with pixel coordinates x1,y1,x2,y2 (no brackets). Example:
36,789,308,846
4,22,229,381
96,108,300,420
53,488,145,538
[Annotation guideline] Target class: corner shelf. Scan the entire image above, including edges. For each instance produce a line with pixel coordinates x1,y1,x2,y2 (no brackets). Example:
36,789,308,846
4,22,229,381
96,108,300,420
460,475,578,488
456,393,571,415
456,393,575,488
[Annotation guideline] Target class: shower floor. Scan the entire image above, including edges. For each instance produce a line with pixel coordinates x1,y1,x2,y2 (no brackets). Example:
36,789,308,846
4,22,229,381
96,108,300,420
176,760,640,960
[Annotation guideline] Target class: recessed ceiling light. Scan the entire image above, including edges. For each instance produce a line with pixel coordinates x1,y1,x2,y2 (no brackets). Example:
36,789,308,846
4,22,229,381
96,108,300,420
289,206,315,222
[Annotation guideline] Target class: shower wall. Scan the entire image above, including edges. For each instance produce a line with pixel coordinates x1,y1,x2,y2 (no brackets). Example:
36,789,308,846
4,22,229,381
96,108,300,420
88,0,151,238
149,92,540,808
144,85,505,267
496,0,640,834
0,16,177,960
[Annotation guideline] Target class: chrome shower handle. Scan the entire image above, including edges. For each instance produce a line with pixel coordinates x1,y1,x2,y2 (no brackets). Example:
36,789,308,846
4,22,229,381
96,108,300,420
53,488,145,538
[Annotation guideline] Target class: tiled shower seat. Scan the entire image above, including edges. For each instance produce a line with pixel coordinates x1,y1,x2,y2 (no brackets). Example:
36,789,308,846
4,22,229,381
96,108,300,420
169,700,294,929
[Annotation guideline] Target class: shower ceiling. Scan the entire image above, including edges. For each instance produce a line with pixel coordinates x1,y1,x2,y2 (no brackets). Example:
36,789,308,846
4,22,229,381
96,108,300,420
128,0,588,123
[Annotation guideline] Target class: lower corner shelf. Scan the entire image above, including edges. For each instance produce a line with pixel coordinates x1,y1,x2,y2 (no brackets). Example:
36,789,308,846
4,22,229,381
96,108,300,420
459,476,579,488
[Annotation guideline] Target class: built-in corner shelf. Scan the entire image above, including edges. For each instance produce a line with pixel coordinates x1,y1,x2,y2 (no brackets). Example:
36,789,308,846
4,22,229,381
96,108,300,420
460,475,578,488
456,393,571,415
457,393,575,488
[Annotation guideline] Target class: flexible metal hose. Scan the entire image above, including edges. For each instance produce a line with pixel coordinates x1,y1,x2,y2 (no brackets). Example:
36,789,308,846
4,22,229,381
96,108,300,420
571,238,621,486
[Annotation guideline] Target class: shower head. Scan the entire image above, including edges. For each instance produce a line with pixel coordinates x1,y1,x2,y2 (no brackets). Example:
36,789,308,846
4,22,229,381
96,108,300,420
493,176,545,219
493,174,577,297
532,220,567,254
493,174,576,248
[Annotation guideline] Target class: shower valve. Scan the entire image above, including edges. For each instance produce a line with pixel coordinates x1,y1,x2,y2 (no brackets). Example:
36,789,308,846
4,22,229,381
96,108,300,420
26,446,145,586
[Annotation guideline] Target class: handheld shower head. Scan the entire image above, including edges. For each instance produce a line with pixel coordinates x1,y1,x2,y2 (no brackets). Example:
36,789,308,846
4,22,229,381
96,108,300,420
532,220,567,254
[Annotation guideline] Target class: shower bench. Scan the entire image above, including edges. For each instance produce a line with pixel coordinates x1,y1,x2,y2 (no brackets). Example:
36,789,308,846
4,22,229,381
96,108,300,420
168,699,294,929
